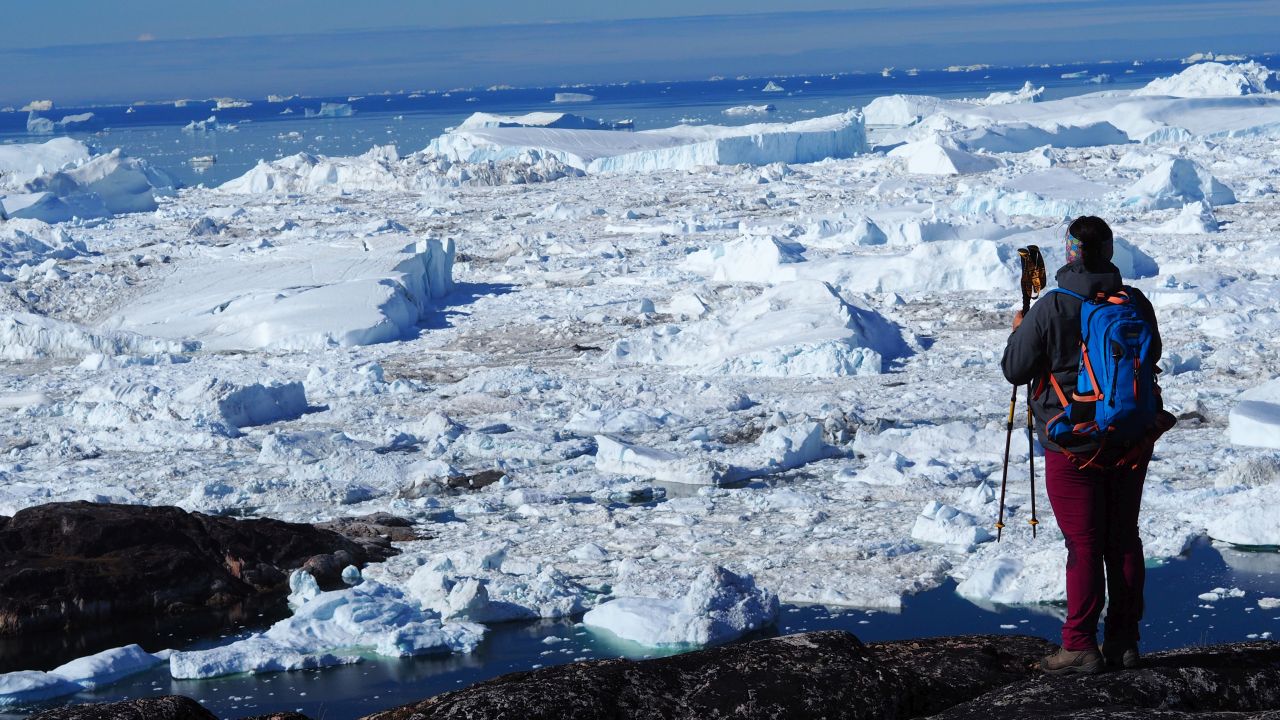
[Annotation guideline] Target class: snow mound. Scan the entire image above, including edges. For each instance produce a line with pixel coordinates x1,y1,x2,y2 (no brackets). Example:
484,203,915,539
0,313,192,362
170,577,485,679
583,566,778,647
1135,62,1276,98
595,435,728,486
0,142,177,222
1206,484,1280,546
680,235,806,283
910,501,995,551
221,145,402,194
425,111,867,173
805,239,1019,294
1154,201,1220,234
1229,378,1280,450
457,112,629,131
610,280,906,377
109,235,454,351
1122,158,1236,210
888,140,1000,175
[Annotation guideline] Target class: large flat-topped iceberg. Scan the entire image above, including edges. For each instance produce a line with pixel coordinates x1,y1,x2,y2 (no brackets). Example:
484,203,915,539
425,111,867,173
456,112,631,131
107,235,454,351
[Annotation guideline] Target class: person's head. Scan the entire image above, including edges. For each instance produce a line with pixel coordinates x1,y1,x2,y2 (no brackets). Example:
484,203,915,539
1066,216,1114,270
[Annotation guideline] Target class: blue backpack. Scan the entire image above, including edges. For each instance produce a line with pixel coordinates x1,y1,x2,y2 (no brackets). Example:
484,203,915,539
1044,286,1159,462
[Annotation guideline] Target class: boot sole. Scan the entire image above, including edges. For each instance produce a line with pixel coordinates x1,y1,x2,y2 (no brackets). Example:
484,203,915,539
1042,660,1104,675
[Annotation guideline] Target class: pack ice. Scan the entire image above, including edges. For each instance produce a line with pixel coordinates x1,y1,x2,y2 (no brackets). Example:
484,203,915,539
7,60,1280,685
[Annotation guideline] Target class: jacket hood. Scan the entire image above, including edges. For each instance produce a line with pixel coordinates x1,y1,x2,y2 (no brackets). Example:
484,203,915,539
1055,261,1123,298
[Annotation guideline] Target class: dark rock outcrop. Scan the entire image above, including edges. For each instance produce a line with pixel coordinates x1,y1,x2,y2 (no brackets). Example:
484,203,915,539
0,501,393,637
933,641,1280,719
28,696,216,720
362,631,1055,720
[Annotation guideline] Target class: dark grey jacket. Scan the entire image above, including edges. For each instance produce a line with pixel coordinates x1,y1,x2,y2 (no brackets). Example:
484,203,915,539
1001,261,1162,454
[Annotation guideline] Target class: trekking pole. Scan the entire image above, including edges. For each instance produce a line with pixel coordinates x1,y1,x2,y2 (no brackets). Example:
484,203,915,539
1020,245,1047,539
996,384,1017,542
998,245,1037,541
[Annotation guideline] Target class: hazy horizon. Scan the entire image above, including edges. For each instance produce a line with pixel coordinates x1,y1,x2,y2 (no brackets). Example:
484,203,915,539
4,4,1279,106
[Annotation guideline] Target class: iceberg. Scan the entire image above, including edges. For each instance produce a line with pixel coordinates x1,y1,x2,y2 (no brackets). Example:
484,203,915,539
584,566,777,648
220,145,403,194
680,234,806,283
305,102,354,118
457,112,629,131
0,140,178,223
761,81,785,93
723,104,776,116
0,671,82,708
553,92,595,104
424,110,867,174
1134,61,1276,98
49,644,166,690
0,313,190,362
108,234,455,351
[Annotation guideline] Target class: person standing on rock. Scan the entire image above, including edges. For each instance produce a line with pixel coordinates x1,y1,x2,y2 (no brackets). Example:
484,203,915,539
1001,216,1174,674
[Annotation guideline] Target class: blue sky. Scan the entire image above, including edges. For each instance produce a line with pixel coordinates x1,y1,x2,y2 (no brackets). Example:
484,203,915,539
3,1,1278,105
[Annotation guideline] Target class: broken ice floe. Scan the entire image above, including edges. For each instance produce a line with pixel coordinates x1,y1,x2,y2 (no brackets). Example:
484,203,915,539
583,566,777,648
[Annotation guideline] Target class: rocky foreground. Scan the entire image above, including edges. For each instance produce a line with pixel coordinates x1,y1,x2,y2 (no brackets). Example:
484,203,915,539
29,631,1280,720
0,502,410,638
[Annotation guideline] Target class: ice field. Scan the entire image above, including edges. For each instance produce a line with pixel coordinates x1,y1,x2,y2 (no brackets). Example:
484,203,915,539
3,60,1280,700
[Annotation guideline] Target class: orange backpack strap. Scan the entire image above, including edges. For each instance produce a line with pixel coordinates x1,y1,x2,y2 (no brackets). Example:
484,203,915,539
1048,373,1070,408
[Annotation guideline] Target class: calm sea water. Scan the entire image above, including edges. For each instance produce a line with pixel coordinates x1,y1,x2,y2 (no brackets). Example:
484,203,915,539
4,540,1276,720
6,56,1273,188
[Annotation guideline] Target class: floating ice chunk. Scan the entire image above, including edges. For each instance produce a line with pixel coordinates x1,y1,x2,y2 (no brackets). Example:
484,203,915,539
911,502,995,552
170,580,484,679
888,139,1001,175
1260,597,1280,610
49,644,165,690
584,566,778,648
169,637,361,679
288,569,323,607
1122,158,1236,210
762,81,785,93
1229,378,1280,450
723,104,776,116
612,280,904,377
0,313,191,362
1135,61,1276,98
109,235,454,351
681,235,805,283
553,92,595,104
0,671,82,707
595,435,728,486
956,546,1068,605
305,102,354,118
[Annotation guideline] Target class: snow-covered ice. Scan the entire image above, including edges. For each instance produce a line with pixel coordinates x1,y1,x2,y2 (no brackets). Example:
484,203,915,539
6,59,1280,686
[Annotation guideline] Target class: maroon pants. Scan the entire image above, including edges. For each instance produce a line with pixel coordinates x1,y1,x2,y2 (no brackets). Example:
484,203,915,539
1044,449,1149,651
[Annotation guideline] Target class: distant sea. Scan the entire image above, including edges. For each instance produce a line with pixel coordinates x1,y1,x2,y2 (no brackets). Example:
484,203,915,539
0,54,1273,189
0,54,1274,188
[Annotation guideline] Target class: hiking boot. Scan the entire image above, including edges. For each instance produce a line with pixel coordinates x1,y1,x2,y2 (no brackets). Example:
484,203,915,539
1102,643,1140,669
1040,647,1104,675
